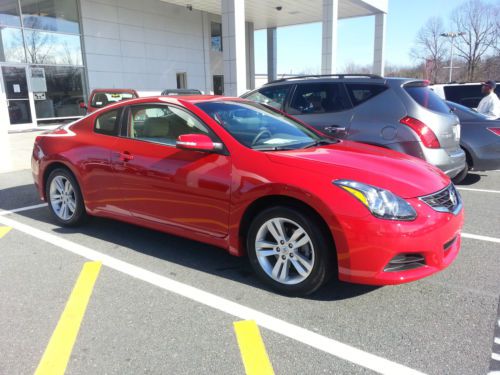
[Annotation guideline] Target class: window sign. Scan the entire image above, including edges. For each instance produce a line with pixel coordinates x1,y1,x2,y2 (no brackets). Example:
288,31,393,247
34,92,46,100
30,67,47,92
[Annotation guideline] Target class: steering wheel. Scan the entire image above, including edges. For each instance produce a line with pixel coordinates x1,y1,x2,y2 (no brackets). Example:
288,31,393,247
251,129,272,146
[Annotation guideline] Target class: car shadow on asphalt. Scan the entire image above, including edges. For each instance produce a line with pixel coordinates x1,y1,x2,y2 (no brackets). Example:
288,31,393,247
2,193,377,301
456,172,485,185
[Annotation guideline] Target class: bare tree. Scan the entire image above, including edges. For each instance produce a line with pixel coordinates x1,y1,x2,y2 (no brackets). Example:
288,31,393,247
451,0,500,81
410,17,447,82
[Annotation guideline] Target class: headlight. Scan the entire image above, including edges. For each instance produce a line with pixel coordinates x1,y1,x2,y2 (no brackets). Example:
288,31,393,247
333,180,417,221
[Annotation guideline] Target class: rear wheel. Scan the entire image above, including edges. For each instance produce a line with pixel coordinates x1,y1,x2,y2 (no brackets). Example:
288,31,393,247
46,168,87,226
246,206,333,296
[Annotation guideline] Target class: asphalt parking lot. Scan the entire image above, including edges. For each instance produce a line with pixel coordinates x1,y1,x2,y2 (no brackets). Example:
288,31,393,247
0,169,499,375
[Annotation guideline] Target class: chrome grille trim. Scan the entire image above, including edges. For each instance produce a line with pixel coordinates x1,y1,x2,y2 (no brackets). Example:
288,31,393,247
419,184,462,215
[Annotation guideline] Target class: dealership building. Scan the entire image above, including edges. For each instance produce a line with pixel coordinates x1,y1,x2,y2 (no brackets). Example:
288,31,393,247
0,0,387,132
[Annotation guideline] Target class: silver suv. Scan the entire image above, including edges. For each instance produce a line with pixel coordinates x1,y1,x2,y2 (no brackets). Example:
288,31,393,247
242,75,467,182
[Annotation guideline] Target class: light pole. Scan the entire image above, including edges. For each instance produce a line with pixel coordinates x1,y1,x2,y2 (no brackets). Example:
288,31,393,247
440,32,465,83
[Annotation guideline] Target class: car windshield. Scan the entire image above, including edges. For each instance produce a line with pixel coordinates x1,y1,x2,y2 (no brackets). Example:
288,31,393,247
446,101,489,121
196,101,331,150
91,92,137,107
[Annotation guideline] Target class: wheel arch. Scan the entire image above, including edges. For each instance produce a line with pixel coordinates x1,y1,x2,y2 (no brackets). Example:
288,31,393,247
235,195,337,263
42,161,83,200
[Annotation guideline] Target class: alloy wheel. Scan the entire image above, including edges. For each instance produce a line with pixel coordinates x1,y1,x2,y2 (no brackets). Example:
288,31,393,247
49,175,77,221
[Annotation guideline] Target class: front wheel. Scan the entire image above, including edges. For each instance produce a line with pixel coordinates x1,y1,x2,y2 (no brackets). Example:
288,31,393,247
46,168,87,226
246,206,333,296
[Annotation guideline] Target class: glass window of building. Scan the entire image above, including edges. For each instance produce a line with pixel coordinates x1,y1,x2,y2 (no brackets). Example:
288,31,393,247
21,0,80,34
0,0,21,27
211,22,222,52
24,30,82,65
0,27,27,63
32,65,86,119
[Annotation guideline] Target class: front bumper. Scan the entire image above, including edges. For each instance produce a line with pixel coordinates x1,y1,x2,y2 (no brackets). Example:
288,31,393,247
335,196,464,285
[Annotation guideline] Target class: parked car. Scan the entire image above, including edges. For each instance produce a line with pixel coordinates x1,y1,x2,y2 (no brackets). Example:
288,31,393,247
161,89,202,96
242,75,467,183
32,96,463,296
431,82,500,108
81,89,139,113
446,100,500,172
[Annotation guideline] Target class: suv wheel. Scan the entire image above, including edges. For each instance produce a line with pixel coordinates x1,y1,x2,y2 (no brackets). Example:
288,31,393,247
246,206,333,296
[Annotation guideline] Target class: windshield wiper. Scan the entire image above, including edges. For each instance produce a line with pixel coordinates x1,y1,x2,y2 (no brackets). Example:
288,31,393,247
302,139,337,149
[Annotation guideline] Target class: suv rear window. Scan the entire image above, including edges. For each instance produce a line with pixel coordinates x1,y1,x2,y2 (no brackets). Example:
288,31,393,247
91,92,137,108
345,84,387,106
404,85,451,114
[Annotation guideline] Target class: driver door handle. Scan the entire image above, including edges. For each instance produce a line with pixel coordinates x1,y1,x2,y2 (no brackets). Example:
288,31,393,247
117,151,134,162
324,125,346,133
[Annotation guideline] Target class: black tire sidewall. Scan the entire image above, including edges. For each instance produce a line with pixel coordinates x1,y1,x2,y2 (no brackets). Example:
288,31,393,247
246,206,332,296
46,168,86,226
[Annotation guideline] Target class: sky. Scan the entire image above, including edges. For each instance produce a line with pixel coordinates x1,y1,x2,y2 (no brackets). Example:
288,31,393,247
254,0,467,74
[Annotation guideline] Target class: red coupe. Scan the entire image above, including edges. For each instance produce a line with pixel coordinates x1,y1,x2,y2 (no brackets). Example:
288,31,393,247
32,96,464,295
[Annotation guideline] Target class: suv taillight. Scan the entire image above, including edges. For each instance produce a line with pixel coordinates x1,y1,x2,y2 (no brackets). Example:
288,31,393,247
487,127,500,136
400,116,441,149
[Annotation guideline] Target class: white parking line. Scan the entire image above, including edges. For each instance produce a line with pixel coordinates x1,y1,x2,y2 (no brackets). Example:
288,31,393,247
462,233,500,244
495,337,500,345
457,187,500,194
493,353,500,361
0,203,47,216
0,213,426,375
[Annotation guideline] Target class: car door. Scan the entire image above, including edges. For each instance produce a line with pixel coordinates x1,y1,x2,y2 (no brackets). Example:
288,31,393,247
112,102,232,238
285,82,354,138
81,107,132,217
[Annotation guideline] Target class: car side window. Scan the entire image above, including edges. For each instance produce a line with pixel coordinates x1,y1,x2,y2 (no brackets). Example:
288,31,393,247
289,83,352,114
94,109,121,136
245,86,290,109
126,104,210,146
345,84,387,106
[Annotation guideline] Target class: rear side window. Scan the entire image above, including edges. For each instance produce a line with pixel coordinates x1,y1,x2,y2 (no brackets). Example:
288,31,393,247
405,86,451,114
94,109,121,136
289,83,351,114
245,86,290,109
345,84,387,106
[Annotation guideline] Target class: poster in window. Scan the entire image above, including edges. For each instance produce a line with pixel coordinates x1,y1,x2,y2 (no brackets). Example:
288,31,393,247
30,68,47,92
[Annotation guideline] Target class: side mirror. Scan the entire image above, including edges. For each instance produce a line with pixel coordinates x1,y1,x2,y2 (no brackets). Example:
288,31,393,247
79,102,87,110
176,134,222,152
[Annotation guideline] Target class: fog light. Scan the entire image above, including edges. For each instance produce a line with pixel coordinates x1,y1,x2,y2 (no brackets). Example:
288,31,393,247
384,254,425,272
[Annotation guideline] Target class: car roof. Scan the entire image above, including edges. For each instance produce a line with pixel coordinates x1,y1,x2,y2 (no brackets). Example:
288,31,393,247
260,75,423,87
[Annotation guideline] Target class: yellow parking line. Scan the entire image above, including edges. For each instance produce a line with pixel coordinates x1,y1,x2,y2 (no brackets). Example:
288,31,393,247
0,226,12,238
233,320,275,375
34,261,102,375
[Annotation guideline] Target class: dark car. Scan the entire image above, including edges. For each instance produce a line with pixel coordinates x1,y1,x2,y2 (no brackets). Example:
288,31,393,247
447,101,500,172
432,83,500,108
161,89,202,96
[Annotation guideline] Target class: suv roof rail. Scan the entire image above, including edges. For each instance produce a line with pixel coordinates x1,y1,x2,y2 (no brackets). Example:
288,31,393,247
265,74,384,85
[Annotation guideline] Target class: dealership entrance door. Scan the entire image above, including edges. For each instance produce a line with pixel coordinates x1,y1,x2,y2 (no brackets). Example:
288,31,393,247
0,65,36,129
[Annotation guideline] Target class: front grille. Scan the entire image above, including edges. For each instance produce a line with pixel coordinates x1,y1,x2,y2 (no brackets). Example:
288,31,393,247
419,184,462,215
384,254,426,272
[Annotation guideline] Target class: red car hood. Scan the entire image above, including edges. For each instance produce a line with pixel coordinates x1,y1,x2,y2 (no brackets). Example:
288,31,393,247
265,141,450,198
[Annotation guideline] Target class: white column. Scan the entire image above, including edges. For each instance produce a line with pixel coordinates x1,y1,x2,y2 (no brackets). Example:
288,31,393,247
246,21,255,90
221,0,247,96
267,27,277,82
373,13,386,76
321,0,338,74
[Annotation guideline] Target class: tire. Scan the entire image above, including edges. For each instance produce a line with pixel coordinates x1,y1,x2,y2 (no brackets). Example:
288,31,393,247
246,206,334,296
45,168,87,227
452,164,468,184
